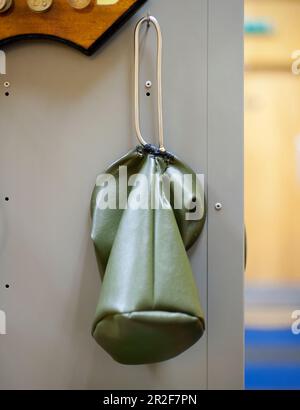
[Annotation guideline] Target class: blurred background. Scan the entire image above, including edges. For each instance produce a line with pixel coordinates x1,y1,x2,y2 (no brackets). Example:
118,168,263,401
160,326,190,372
245,0,300,389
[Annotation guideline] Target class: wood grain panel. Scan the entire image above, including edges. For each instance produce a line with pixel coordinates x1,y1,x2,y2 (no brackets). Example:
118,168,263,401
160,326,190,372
0,0,147,55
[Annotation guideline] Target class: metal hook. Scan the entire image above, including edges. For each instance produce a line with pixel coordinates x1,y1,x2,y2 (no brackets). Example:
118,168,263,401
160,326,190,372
134,15,165,152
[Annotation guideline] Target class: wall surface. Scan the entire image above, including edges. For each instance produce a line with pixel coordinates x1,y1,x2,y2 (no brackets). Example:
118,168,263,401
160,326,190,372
0,0,244,389
245,0,300,285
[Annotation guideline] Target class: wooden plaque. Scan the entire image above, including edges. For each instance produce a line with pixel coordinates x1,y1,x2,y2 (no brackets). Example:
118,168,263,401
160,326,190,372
0,0,147,55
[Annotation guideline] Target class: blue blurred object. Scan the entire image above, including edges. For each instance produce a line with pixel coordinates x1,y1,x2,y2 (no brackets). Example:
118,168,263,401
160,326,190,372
245,328,300,390
244,19,274,35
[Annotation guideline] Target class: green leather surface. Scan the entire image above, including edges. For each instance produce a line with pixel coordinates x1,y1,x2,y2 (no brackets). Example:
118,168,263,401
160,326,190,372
93,312,203,365
91,147,206,275
91,146,205,364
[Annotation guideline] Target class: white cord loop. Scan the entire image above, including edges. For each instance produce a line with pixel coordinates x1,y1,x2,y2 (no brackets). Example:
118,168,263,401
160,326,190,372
134,15,165,152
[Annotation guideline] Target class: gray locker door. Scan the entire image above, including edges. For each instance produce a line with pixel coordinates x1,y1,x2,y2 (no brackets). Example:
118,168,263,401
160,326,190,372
0,0,244,389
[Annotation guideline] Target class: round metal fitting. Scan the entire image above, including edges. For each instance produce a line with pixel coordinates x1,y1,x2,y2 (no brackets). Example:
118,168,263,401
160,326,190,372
68,0,91,10
0,0,13,13
27,0,53,13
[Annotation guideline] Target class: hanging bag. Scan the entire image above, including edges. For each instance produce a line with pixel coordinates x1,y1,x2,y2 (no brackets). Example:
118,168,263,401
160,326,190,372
91,16,206,365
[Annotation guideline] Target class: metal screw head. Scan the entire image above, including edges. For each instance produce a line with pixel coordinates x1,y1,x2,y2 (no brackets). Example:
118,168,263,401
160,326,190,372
27,0,53,12
68,0,91,9
4,81,10,88
0,0,13,13
145,80,152,89
215,202,223,211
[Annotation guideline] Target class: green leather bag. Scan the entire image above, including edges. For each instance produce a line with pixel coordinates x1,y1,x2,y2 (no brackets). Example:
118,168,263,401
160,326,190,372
90,15,205,364
91,144,206,364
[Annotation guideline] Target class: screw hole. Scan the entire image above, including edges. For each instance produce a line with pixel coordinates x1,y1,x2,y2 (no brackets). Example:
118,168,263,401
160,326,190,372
4,197,9,201
5,92,9,96
5,284,9,289
146,92,151,97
